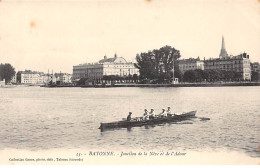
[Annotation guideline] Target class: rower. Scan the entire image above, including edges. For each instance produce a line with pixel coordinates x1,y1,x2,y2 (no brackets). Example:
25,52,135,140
127,112,132,121
159,109,167,117
143,109,149,120
149,109,155,119
167,107,172,116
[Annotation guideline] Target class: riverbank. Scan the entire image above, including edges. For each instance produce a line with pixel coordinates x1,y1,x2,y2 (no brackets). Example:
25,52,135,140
41,82,260,88
113,82,260,87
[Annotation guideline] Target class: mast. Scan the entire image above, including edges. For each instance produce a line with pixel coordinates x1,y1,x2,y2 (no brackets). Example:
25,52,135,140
172,50,175,84
48,69,49,83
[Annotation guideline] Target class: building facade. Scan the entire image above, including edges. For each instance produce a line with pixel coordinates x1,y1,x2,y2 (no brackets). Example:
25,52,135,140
54,73,72,84
10,73,17,83
17,70,49,84
204,53,251,80
178,57,204,74
251,62,260,73
73,54,139,81
16,70,72,85
204,37,251,80
17,71,40,84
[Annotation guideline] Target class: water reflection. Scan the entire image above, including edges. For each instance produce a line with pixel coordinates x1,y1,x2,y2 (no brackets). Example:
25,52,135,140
126,127,132,132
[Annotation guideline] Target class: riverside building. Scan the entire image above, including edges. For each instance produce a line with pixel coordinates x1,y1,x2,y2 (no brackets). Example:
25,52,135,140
17,70,49,84
251,62,260,73
10,73,17,83
17,71,41,84
204,36,251,81
54,73,72,84
178,57,204,73
72,54,139,82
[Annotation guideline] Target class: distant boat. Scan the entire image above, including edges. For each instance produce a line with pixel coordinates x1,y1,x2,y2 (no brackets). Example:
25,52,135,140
99,110,196,130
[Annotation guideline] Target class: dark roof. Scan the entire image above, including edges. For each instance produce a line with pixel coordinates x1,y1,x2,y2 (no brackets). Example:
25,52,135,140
99,57,127,64
178,58,201,63
17,70,40,74
99,57,117,63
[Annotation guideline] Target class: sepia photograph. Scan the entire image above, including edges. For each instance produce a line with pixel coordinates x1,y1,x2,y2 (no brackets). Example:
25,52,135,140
0,0,259,165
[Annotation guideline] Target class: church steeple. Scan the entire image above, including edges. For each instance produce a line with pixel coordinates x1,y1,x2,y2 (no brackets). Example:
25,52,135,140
219,36,228,59
222,36,226,50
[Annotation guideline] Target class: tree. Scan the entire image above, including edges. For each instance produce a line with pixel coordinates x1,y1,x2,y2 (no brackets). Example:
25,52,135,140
183,69,243,82
234,72,242,81
0,63,16,84
135,52,156,80
251,71,259,81
194,69,204,82
135,45,181,83
133,74,138,83
77,78,88,86
183,70,196,82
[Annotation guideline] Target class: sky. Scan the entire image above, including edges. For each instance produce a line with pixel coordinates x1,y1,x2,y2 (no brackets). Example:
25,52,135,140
0,0,260,73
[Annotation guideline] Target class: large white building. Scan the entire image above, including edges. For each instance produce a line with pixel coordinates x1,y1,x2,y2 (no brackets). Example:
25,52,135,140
73,54,139,81
17,71,49,84
17,71,40,84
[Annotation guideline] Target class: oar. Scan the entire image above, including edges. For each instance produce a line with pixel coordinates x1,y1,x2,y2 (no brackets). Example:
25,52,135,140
198,117,210,120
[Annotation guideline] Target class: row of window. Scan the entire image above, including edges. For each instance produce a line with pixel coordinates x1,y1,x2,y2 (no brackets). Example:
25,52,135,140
105,65,134,68
179,64,203,66
204,67,252,72
205,60,251,65
22,77,39,78
181,65,203,68
74,71,138,76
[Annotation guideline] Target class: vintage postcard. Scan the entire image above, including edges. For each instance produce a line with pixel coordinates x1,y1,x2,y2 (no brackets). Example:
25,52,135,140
0,0,259,165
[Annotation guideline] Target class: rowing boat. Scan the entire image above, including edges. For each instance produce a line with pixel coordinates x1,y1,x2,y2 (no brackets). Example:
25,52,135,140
99,110,196,130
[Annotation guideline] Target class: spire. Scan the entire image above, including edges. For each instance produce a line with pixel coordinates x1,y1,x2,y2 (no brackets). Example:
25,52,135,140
221,36,225,50
219,36,228,59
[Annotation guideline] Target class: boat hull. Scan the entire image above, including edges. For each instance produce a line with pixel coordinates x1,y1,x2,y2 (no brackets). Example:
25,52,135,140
99,110,196,130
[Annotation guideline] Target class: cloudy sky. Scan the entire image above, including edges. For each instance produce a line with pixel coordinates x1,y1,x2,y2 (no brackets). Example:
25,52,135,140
0,0,259,73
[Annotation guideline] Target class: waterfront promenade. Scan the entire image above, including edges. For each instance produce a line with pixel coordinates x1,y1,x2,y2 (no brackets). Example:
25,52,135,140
41,81,260,88
113,82,260,87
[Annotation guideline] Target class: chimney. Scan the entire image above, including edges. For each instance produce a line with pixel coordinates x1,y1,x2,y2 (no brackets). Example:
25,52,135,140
114,53,117,58
104,55,107,59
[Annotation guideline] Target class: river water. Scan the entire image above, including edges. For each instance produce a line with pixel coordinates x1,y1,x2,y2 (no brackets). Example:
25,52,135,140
0,86,259,158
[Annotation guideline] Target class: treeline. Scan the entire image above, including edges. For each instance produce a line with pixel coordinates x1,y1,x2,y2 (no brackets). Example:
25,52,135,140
183,69,243,82
0,63,16,84
134,45,182,83
103,74,139,82
251,71,260,81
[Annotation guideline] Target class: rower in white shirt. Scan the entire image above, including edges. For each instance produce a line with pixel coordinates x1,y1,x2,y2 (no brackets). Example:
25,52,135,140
166,107,172,116
143,109,149,120
149,109,155,119
159,109,167,117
